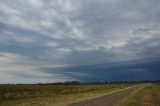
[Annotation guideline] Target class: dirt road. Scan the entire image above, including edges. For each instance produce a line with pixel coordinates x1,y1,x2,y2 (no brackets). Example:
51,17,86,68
68,86,141,106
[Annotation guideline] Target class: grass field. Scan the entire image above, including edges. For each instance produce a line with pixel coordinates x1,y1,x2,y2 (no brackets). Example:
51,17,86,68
0,83,134,106
0,83,159,106
119,83,160,106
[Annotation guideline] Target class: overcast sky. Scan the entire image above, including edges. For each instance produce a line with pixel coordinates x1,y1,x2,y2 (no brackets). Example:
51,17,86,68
0,0,160,83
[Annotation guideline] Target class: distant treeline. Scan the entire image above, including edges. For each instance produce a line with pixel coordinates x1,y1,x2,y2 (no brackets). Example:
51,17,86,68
37,80,160,85
1,80,160,85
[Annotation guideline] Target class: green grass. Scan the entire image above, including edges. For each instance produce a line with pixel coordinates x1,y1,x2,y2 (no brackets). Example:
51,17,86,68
0,87,120,106
152,84,160,105
119,86,145,106
119,84,160,106
0,84,133,106
0,84,113,100
0,84,134,100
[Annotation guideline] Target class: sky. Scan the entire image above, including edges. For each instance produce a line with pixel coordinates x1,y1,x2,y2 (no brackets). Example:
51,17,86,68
0,0,160,83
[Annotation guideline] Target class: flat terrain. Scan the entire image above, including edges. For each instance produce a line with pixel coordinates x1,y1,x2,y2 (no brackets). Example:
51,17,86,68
68,86,141,106
0,84,133,106
1,84,159,106
120,84,160,106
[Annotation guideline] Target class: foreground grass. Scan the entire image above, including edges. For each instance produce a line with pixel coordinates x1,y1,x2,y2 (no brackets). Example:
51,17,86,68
119,84,160,106
152,84,160,105
0,84,130,106
118,86,145,106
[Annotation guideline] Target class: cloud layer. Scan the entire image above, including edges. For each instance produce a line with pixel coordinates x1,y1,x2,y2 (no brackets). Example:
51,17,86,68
0,0,160,83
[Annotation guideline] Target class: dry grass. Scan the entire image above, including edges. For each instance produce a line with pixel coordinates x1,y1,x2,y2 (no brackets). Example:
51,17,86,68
0,86,121,106
119,84,160,106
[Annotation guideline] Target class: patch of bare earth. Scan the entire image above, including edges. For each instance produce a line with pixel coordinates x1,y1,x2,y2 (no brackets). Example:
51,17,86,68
141,89,157,106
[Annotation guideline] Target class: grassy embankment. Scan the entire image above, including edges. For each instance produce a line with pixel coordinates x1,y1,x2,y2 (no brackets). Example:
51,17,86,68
0,84,134,106
119,83,160,106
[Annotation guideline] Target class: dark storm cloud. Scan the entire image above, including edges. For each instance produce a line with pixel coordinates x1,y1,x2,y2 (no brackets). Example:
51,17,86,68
44,60,160,81
0,0,160,83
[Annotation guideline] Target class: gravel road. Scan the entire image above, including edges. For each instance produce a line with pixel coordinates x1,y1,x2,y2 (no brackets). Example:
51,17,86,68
68,86,141,106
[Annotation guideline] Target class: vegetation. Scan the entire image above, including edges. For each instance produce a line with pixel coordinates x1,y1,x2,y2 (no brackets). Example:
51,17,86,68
0,82,135,106
119,83,160,106
152,84,160,105
118,85,145,106
0,81,159,106
0,83,133,100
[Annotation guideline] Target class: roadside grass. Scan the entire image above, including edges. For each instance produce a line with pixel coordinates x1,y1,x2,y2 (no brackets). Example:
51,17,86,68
152,84,160,105
0,86,122,106
118,85,145,106
119,84,160,106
